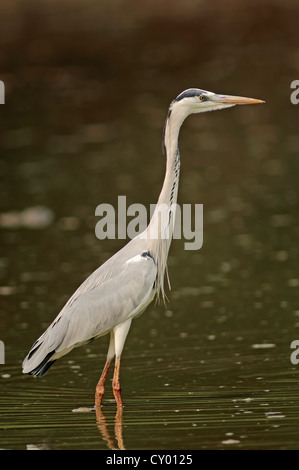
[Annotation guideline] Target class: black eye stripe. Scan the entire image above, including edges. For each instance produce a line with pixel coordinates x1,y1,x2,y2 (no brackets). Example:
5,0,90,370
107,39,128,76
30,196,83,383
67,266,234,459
174,88,205,102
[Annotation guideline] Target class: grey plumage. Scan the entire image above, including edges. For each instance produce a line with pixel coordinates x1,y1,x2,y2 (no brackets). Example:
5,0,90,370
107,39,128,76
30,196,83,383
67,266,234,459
23,238,157,375
22,88,264,405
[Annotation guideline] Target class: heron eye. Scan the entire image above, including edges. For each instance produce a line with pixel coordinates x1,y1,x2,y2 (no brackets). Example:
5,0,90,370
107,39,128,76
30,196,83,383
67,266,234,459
199,95,206,101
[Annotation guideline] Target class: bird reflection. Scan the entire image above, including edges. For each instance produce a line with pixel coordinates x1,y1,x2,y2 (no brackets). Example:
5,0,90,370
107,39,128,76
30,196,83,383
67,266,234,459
95,406,125,450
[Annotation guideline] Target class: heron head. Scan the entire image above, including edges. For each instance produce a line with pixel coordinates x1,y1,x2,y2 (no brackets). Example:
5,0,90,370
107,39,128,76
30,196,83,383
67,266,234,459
171,88,264,116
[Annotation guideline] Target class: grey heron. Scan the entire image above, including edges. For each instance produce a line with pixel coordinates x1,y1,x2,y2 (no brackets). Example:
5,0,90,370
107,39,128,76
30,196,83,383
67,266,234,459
22,88,264,407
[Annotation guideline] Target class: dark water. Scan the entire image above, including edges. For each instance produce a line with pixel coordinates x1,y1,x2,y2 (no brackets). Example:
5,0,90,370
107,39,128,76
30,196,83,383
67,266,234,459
1,0,299,450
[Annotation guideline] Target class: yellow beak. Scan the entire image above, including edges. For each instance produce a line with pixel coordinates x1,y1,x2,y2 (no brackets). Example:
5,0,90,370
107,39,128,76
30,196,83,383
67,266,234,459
212,94,265,105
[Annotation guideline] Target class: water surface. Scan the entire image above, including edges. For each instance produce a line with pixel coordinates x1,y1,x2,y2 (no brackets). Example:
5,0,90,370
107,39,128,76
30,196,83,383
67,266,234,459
1,0,299,450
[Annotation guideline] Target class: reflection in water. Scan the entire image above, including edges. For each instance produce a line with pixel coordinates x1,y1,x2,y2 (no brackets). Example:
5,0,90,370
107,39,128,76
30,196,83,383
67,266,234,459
95,406,125,450
1,0,299,451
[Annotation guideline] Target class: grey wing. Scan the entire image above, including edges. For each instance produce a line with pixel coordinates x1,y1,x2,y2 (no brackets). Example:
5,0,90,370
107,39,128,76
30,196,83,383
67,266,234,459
56,253,157,351
22,252,157,374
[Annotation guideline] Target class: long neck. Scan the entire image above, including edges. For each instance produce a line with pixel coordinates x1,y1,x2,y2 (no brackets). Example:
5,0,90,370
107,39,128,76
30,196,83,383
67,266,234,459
145,105,186,299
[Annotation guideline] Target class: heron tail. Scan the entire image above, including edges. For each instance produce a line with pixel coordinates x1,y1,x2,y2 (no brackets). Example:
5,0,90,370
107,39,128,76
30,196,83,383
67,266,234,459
22,332,57,377
23,350,56,377
22,310,72,377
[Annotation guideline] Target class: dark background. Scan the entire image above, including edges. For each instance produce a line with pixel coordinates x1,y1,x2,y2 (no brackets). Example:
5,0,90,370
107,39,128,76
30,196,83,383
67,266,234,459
1,0,299,450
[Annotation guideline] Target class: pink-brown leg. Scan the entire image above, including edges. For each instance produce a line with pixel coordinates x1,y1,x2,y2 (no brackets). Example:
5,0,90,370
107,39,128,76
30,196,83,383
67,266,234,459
95,360,111,407
112,356,123,408
115,405,125,449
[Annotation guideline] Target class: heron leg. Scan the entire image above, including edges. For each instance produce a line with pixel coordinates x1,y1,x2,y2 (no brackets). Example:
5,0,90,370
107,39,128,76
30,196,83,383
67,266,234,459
112,356,122,407
112,319,132,408
95,331,115,407
95,361,111,407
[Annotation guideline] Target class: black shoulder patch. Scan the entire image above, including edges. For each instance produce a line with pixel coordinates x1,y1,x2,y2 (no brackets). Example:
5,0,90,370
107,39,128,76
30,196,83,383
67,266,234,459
141,251,155,262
